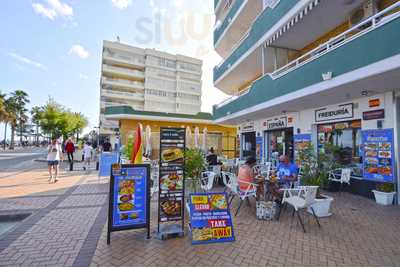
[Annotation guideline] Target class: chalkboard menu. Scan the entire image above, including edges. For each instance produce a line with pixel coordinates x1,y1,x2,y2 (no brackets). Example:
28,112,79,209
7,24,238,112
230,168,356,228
189,192,235,245
107,164,150,244
362,129,395,182
158,128,186,234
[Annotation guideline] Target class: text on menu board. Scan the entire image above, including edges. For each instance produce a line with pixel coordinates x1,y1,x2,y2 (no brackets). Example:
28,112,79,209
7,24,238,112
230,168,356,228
158,128,185,225
112,165,148,227
362,129,394,182
189,193,235,245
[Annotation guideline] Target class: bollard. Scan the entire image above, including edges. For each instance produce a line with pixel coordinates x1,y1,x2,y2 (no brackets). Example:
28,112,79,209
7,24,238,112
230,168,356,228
69,162,73,171
96,161,99,171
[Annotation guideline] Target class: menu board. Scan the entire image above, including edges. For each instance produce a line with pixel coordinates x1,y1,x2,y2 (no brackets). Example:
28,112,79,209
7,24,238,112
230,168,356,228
189,193,235,245
362,129,395,182
158,128,185,229
294,134,312,165
107,164,150,244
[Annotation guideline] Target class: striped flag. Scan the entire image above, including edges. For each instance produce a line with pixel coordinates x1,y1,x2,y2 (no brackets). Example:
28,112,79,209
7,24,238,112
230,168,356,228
132,124,143,164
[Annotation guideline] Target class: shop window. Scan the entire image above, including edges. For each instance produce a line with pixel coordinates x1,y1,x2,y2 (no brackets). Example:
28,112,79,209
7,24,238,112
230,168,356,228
317,120,362,175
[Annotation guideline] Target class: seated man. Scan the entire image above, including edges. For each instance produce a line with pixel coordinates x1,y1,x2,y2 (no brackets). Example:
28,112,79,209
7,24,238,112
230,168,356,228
206,147,218,166
276,155,299,188
237,157,264,200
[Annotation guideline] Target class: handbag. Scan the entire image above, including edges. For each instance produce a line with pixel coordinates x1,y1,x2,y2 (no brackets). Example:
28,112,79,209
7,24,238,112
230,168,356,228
256,201,278,220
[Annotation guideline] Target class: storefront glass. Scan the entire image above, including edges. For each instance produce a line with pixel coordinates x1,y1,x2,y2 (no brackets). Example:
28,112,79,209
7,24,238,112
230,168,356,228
264,128,294,166
241,132,256,159
317,120,362,176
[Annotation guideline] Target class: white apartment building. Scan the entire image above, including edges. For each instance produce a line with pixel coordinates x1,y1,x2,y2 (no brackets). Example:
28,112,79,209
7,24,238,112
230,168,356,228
100,40,203,139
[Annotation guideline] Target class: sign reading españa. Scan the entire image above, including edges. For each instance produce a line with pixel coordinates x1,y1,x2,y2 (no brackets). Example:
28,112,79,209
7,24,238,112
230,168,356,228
189,193,235,245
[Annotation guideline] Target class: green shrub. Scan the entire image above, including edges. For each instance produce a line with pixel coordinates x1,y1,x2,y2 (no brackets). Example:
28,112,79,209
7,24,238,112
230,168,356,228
377,183,395,192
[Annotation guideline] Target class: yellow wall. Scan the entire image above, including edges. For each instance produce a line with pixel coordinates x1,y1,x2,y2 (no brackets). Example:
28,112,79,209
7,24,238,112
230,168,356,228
119,118,237,159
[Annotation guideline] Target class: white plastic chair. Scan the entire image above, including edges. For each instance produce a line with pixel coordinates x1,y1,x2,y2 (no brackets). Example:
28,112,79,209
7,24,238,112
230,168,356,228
328,168,351,192
281,186,321,232
260,162,272,180
231,180,258,216
212,165,222,183
221,171,236,193
200,171,216,192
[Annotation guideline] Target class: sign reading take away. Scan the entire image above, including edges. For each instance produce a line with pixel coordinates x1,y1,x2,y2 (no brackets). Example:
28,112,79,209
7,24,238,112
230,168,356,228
189,193,235,245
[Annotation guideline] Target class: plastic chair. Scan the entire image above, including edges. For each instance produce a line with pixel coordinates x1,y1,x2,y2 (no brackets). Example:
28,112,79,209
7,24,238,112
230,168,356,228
328,168,351,192
212,165,222,182
231,180,258,216
281,186,321,233
200,171,216,192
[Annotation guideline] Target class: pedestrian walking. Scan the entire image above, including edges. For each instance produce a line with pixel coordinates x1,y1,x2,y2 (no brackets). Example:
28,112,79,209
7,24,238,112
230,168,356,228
102,139,112,152
65,138,75,164
47,138,63,183
83,142,93,171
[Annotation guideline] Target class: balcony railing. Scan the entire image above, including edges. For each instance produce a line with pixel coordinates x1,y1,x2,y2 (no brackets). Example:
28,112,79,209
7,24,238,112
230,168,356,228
213,3,400,119
214,0,245,45
214,0,299,82
102,77,144,88
215,87,250,108
102,89,144,100
270,2,400,80
103,51,145,65
103,65,144,78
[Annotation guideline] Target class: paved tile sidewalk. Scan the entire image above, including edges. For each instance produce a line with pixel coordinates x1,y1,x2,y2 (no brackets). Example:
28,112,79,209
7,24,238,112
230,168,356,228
0,167,109,267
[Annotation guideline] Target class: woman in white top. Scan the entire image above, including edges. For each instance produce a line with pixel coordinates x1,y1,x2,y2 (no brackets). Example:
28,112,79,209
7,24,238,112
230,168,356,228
47,139,63,183
82,142,93,171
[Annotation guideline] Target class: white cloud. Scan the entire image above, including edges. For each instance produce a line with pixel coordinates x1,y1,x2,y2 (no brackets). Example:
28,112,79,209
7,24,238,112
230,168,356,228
69,45,89,59
32,3,57,20
7,52,47,70
46,0,73,16
32,0,73,20
111,0,132,9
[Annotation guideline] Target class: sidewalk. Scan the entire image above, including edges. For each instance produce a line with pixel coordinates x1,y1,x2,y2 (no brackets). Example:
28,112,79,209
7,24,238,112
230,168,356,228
0,166,108,266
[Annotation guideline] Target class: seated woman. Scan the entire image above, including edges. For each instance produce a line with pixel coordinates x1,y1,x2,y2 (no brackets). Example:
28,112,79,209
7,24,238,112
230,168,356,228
237,157,264,200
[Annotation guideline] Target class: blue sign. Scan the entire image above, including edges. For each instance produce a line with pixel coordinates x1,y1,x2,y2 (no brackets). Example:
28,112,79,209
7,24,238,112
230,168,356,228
99,152,119,176
111,166,149,228
256,136,263,162
189,192,235,245
362,129,395,182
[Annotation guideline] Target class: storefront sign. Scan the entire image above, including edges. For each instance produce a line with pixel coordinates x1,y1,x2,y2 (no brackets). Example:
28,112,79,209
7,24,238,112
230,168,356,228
368,98,380,108
241,122,254,132
158,128,186,234
294,134,312,165
189,193,235,245
315,103,353,122
99,152,119,177
363,109,385,120
107,164,151,244
362,129,395,182
266,117,287,130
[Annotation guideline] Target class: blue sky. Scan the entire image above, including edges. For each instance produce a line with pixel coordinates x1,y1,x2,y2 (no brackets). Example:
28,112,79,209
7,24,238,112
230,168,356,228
0,0,227,139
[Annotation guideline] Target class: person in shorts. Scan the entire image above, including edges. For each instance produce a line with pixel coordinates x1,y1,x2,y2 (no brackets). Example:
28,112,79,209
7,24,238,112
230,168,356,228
83,142,93,170
47,138,63,183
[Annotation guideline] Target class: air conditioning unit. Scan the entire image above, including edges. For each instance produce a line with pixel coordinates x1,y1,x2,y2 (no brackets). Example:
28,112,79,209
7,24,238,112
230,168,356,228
349,0,378,26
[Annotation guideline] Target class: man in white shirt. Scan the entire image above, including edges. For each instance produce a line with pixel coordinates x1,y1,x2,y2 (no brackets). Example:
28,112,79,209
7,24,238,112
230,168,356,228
47,138,63,183
83,142,93,171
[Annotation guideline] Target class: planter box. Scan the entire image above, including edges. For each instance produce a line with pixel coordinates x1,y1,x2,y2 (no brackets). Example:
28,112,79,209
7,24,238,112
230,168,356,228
307,194,333,218
372,190,395,205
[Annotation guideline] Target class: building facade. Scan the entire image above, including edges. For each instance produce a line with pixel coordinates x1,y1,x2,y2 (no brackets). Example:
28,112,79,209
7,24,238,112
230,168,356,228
213,0,400,198
100,40,203,143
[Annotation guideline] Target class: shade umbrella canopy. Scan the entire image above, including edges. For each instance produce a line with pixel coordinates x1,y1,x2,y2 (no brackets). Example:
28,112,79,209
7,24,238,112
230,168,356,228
194,127,200,149
186,126,192,148
145,125,152,157
202,127,207,153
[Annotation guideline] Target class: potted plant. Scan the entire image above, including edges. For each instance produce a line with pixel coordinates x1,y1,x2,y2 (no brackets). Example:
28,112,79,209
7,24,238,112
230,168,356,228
298,145,334,217
372,183,396,205
184,148,206,196
121,135,134,163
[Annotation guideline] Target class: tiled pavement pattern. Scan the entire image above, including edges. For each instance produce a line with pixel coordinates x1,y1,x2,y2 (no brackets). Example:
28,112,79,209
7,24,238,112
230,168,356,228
0,167,109,267
92,192,400,267
2,165,400,267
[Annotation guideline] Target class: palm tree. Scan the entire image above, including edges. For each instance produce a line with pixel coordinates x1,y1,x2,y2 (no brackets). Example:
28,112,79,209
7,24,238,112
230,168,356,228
2,97,16,150
9,90,30,148
31,106,42,146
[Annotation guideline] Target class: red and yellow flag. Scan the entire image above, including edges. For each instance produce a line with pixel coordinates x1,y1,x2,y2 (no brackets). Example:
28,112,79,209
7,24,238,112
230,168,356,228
132,124,143,164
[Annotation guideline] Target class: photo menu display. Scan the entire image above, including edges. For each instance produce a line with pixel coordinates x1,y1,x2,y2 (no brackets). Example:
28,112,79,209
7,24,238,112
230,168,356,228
362,129,395,182
158,128,185,223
